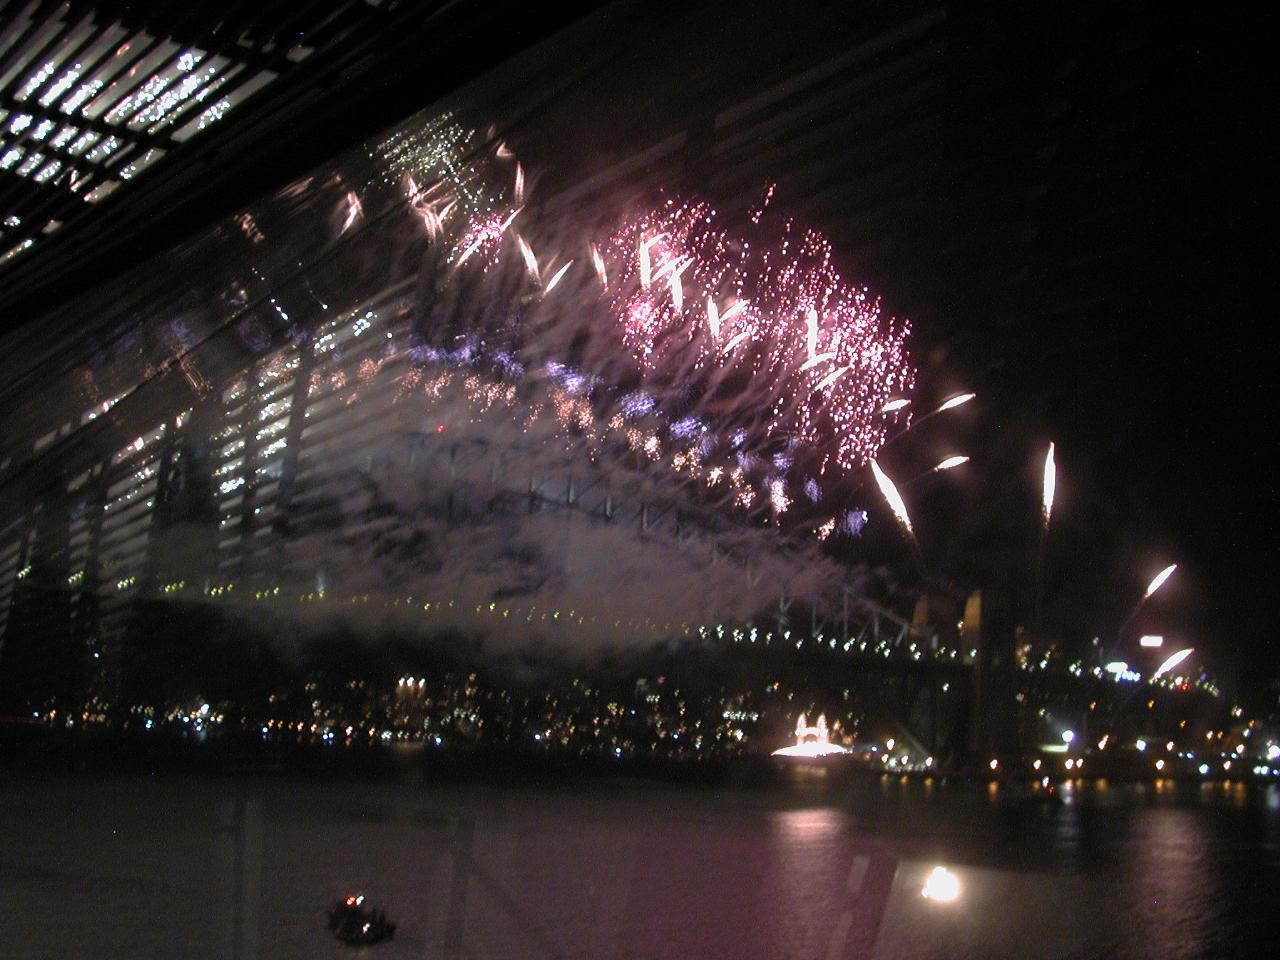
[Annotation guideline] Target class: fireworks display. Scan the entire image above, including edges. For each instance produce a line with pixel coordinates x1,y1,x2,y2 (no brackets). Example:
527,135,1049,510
599,198,914,472
354,115,920,541
0,107,926,662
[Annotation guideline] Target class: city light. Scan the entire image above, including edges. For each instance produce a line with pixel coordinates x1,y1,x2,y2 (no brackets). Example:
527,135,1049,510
1061,729,1075,744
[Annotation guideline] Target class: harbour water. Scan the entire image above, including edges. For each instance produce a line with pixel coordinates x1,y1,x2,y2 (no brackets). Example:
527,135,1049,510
2,771,1277,959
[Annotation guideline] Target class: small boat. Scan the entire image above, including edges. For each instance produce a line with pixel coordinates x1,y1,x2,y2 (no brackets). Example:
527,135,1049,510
1023,780,1065,805
328,894,396,946
999,777,1065,807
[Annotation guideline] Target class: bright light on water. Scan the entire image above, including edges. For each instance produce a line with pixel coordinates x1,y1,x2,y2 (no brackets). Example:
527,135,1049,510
922,866,961,902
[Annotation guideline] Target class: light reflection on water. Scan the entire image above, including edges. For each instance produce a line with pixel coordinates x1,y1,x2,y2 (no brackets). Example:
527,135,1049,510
0,774,1277,960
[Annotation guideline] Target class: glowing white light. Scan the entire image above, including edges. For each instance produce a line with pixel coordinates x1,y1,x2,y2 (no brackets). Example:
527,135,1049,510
1135,739,1147,752
936,392,975,412
668,259,689,311
805,307,819,359
720,299,747,324
1104,661,1129,674
1144,564,1177,598
1042,442,1056,524
922,866,960,902
814,364,849,391
340,191,363,234
589,243,608,286
870,459,913,535
881,398,910,412
772,713,848,758
638,234,663,288
1061,729,1075,744
516,235,539,280
935,455,969,471
1153,648,1193,679
544,260,573,292
1139,635,1164,648
798,351,836,372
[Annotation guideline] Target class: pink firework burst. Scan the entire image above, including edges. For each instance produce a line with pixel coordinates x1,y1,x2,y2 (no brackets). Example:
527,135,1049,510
600,196,914,469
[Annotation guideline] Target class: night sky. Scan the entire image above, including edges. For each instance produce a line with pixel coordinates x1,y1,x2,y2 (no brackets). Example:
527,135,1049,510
484,3,1276,689
893,6,1275,689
